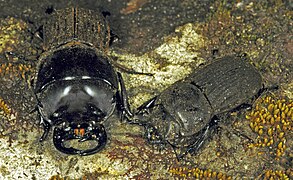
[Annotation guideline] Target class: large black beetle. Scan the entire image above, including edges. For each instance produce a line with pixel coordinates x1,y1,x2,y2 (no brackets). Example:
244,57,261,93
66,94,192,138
132,56,263,159
33,8,132,155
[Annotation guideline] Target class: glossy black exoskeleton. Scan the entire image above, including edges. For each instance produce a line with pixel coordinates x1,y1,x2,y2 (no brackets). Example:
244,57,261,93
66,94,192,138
33,8,132,155
132,56,263,159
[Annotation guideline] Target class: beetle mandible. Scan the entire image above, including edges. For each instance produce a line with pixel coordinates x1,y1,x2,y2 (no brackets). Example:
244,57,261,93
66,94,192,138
132,55,263,159
32,8,132,155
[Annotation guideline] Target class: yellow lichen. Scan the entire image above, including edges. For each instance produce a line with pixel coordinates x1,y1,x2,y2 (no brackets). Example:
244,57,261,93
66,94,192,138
0,17,35,82
169,166,232,179
0,97,14,119
263,169,291,180
0,62,34,80
48,175,70,180
246,94,292,159
0,17,27,53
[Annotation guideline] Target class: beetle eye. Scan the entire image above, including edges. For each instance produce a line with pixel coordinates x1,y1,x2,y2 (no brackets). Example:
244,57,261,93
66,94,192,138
50,105,69,124
64,126,71,131
93,109,105,117
53,112,59,117
86,104,105,118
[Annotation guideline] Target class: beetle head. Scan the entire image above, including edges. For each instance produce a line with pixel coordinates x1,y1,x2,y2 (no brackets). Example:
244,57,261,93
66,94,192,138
51,105,108,155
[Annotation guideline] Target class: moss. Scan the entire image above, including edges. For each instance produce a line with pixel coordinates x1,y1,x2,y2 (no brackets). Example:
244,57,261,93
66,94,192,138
0,97,17,137
0,98,13,119
263,169,292,180
246,94,292,160
0,63,34,81
169,166,232,179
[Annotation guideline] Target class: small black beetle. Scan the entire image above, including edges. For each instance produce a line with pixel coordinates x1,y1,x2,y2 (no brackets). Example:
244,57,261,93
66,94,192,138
33,8,132,155
133,56,263,159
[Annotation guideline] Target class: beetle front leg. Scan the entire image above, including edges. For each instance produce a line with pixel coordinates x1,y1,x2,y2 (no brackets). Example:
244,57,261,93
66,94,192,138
35,106,51,142
40,119,51,142
144,125,164,144
117,72,133,120
173,116,219,160
130,96,158,125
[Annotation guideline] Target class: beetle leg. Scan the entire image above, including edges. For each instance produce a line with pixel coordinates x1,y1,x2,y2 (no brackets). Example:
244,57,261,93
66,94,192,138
32,93,52,142
34,103,51,142
130,96,158,125
111,59,153,76
230,103,253,113
39,119,51,142
117,72,133,119
136,96,158,114
145,125,164,144
138,124,166,153
173,116,219,160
